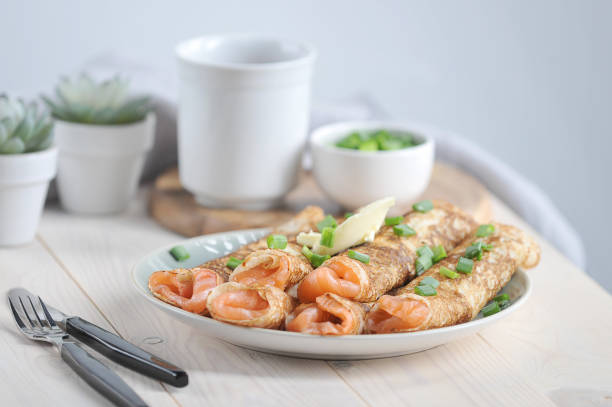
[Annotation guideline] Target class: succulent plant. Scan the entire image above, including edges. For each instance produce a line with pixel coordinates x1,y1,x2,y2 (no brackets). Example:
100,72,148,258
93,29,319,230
43,74,151,125
0,95,54,154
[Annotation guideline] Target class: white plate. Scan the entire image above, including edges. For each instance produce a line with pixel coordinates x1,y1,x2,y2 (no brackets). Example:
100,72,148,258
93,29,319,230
132,228,531,360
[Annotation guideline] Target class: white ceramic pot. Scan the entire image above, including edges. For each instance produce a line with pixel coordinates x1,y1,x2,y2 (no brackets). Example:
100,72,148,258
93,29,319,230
310,121,435,211
0,148,57,245
54,113,155,214
176,34,317,210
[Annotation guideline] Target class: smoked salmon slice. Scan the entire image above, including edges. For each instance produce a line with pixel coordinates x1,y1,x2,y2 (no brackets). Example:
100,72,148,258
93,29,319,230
285,293,366,335
207,282,294,329
148,267,224,315
231,248,312,290
296,257,361,303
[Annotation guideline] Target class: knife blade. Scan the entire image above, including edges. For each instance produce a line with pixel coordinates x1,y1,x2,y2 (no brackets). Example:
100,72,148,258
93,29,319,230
40,293,188,388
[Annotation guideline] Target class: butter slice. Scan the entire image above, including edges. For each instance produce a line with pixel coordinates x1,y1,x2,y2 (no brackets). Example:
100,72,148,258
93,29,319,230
296,197,395,256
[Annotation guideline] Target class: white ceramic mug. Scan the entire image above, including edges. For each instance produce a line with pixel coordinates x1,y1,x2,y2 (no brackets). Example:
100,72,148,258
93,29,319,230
176,34,316,210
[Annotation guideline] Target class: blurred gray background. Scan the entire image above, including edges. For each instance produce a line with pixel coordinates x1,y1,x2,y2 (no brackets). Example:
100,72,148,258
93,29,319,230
1,0,610,291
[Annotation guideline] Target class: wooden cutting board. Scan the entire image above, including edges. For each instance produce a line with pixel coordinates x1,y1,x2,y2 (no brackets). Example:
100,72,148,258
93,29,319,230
149,162,492,237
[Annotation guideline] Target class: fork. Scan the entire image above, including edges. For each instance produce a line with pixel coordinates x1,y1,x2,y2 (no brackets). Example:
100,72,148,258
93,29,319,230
8,292,148,407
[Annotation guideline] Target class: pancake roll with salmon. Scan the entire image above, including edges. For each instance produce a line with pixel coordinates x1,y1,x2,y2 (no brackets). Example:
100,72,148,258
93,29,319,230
207,282,294,329
366,223,540,333
229,244,313,290
148,267,225,315
297,200,477,303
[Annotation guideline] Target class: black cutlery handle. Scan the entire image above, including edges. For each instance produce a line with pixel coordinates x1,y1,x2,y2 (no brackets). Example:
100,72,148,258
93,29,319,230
61,342,148,407
66,317,188,387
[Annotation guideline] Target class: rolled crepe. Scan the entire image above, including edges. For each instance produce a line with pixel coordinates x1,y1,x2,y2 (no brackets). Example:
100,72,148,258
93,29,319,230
202,206,324,280
366,223,540,333
297,200,477,303
148,267,224,315
285,293,367,335
229,244,312,290
207,282,294,329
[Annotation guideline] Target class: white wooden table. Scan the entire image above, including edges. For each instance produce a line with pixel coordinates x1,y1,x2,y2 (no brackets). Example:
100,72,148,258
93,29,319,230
1,188,611,407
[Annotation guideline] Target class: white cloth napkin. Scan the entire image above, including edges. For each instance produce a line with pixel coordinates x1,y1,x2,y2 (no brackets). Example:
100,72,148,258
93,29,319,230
80,55,585,269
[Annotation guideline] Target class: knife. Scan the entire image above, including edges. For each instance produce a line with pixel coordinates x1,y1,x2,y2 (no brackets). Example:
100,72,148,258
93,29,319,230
43,294,188,388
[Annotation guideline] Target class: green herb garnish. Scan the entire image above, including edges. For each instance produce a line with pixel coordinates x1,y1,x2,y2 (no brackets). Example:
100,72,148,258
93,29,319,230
169,245,190,261
226,257,243,270
267,234,288,250
320,227,335,248
316,215,337,232
415,284,437,296
476,224,495,237
348,250,370,264
456,257,474,274
393,224,416,237
439,266,458,279
385,216,404,226
432,245,447,263
412,200,434,213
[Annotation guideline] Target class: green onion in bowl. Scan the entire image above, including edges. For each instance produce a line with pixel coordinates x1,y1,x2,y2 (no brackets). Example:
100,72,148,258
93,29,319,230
334,129,420,152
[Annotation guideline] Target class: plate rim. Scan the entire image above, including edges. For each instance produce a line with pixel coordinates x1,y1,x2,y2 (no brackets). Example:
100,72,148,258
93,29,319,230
131,228,532,341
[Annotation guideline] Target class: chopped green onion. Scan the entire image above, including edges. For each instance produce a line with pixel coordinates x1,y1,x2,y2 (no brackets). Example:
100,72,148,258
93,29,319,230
301,245,330,268
393,224,416,237
320,227,335,248
493,293,509,303
417,246,434,259
498,300,511,310
483,243,494,251
482,302,500,317
344,212,354,218
465,242,484,260
415,284,437,296
335,132,362,149
169,245,190,261
456,257,474,274
301,245,313,259
226,257,243,270
310,253,330,268
358,139,378,151
348,250,370,264
419,276,439,288
385,216,404,226
412,199,434,213
439,266,459,279
432,245,447,263
476,224,495,237
267,234,288,249
379,138,404,151
415,256,433,276
316,215,337,232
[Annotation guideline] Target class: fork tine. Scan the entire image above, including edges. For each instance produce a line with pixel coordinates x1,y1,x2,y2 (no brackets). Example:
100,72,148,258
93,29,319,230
8,297,27,330
19,296,40,330
27,296,48,328
38,296,58,328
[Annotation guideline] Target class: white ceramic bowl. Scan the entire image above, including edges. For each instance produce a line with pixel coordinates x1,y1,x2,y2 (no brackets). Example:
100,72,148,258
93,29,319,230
310,121,435,210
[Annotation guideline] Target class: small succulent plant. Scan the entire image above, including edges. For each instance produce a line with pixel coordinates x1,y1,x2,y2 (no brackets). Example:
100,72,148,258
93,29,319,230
43,74,151,125
0,95,54,154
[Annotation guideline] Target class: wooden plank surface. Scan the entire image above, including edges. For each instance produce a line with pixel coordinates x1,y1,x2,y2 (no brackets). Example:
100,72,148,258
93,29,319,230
1,188,611,406
150,163,493,236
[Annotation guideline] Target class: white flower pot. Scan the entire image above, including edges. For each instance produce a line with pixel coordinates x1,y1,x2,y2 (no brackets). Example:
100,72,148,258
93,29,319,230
0,148,57,246
54,113,155,214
